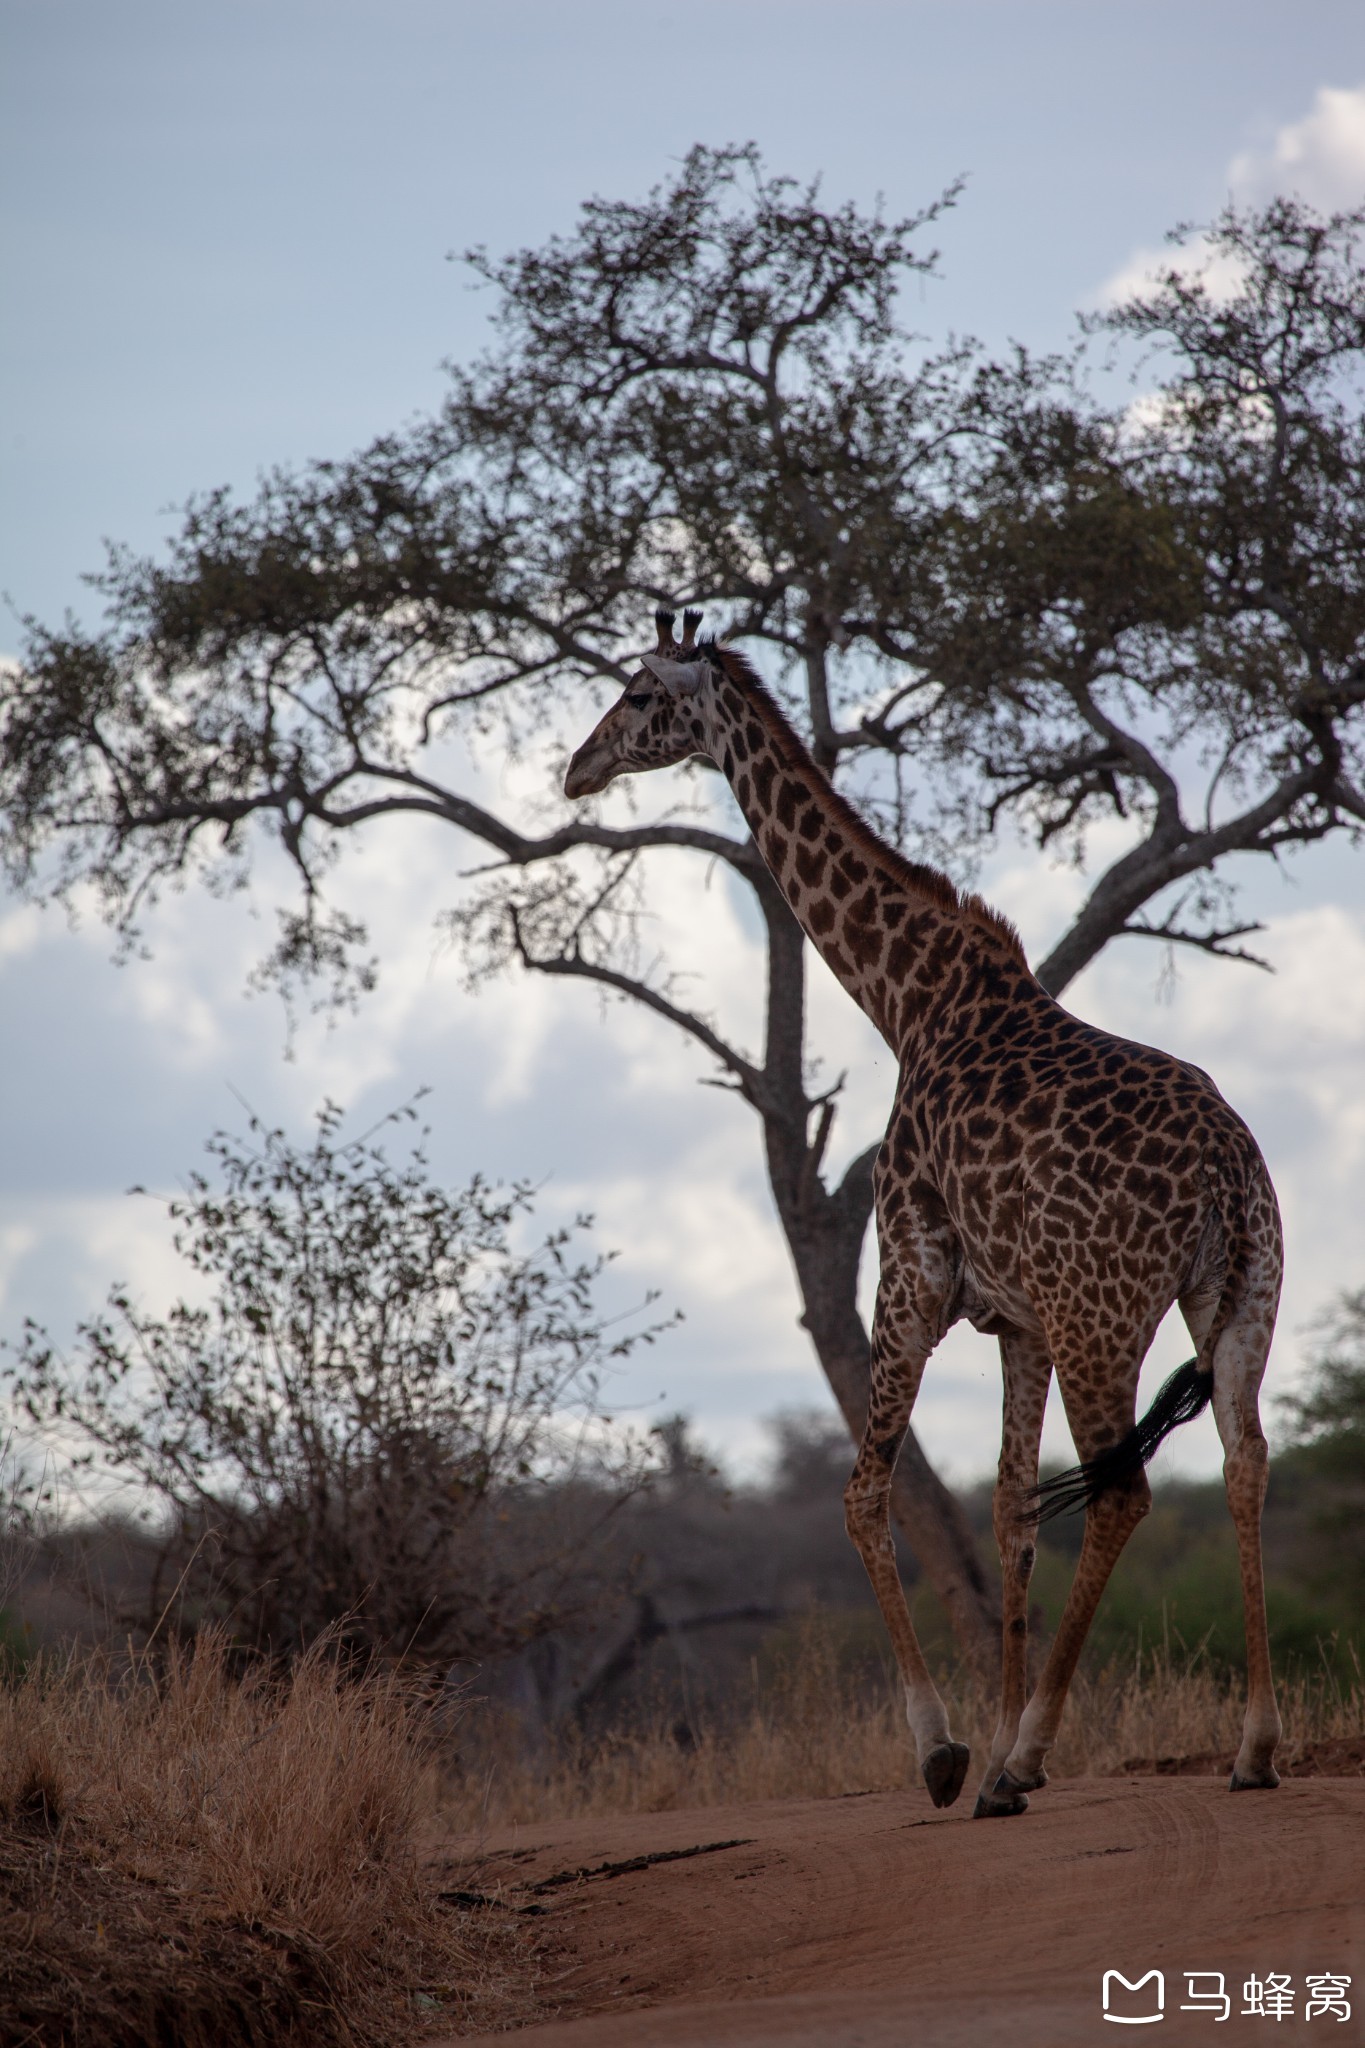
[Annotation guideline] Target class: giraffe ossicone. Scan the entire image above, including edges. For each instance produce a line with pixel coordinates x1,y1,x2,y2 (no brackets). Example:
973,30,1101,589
564,616,1283,1816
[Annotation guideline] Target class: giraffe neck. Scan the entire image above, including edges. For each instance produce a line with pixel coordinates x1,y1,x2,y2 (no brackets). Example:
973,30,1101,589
698,655,1025,1050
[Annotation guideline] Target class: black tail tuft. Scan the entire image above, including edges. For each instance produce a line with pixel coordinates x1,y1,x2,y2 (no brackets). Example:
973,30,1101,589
1024,1357,1214,1523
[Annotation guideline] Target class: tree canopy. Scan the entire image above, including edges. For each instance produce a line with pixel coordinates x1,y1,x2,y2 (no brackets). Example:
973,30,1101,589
4,147,1364,1657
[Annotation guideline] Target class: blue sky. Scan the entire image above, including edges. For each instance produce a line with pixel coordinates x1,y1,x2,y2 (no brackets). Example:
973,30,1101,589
2,1,1365,1488
8,0,1365,625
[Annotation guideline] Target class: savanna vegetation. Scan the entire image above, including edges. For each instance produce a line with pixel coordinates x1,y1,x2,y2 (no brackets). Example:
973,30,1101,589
0,1634,538,2046
3,1139,1362,2042
3,147,1364,2043
5,153,1365,1660
4,1100,667,1668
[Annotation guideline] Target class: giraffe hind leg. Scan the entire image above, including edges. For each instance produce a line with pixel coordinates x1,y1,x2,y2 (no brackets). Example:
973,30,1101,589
844,1340,967,1807
974,1328,1051,1818
1211,1317,1281,1789
1000,1342,1154,1792
1003,1465,1151,1791
1180,1276,1282,1790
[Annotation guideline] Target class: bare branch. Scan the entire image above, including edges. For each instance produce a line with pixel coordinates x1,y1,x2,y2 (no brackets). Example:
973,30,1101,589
1121,914,1272,972
507,907,769,1111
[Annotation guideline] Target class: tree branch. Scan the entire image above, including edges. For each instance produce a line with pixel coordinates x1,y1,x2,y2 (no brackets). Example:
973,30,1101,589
1121,914,1272,972
507,909,769,1111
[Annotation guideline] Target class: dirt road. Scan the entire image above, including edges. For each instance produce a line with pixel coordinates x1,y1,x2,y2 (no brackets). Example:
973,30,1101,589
442,1774,1364,2045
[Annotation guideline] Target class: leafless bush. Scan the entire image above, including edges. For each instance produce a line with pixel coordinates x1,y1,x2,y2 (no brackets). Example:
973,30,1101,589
5,1101,667,1662
0,1436,34,1616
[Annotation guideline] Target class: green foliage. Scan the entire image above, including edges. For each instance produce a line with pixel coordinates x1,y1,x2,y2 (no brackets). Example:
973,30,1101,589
1029,1481,1348,1678
1278,1287,1365,1457
3,1102,669,1661
1269,1288,1365,1636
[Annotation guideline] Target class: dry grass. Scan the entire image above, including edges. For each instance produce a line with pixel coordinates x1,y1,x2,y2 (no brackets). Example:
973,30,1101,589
0,1633,536,2047
440,1623,1365,1832
10,1622,1355,2043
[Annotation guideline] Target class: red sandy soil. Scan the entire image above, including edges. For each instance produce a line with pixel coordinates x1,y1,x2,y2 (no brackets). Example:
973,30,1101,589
436,1769,1365,2047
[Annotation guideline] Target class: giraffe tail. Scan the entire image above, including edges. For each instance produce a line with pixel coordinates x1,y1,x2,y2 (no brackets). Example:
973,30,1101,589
1023,1357,1214,1523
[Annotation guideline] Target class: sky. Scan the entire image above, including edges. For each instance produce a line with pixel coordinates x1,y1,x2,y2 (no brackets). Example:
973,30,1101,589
2,0,1365,1496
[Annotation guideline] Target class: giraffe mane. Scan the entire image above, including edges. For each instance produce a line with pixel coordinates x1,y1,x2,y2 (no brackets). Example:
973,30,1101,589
708,642,1029,970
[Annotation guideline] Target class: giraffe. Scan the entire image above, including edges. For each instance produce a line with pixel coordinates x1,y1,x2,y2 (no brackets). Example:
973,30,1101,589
564,611,1283,1817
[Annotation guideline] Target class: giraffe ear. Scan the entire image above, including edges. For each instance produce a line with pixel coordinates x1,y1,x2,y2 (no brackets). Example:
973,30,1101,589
640,653,706,696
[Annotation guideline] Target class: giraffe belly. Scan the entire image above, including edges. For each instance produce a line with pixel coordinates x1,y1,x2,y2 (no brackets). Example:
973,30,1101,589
946,1159,1195,1345
956,1253,1043,1338
926,1150,1042,1337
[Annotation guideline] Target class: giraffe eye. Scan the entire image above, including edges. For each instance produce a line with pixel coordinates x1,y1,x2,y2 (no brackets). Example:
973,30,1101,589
626,693,652,711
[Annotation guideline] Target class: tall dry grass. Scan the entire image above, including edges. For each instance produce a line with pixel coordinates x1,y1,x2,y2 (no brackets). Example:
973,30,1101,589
8,1622,1356,2043
0,1632,533,2047
441,1621,1365,1832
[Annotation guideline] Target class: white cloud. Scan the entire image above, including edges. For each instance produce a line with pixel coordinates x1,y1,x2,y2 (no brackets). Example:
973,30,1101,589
0,1193,200,1336
0,1221,38,1317
1096,81,1365,310
0,900,46,964
1097,238,1247,314
1230,84,1365,212
565,1153,787,1317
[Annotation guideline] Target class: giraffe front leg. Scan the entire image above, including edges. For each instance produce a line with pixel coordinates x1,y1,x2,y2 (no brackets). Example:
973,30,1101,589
845,1281,967,1808
974,1328,1051,1818
845,1407,967,1808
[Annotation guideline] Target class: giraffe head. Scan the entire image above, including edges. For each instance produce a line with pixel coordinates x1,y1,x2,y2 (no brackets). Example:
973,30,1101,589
564,609,714,799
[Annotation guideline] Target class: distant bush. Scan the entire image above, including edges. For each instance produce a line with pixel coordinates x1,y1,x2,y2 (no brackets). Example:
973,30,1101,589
1270,1286,1365,1643
4,1101,667,1663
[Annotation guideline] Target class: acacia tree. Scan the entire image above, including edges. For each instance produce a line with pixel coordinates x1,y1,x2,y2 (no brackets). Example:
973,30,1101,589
4,150,1364,1658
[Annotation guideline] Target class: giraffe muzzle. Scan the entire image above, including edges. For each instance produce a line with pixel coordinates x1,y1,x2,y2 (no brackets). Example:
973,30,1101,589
564,741,612,800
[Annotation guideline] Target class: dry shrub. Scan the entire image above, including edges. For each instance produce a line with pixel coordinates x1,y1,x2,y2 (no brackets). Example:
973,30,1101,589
0,1632,534,2047
440,1619,1365,1831
8,1106,663,1669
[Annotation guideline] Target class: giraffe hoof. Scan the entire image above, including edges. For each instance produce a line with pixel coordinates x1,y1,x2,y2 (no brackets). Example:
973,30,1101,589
922,1741,971,1808
973,1765,1045,1817
973,1786,1028,1818
1229,1764,1280,1791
